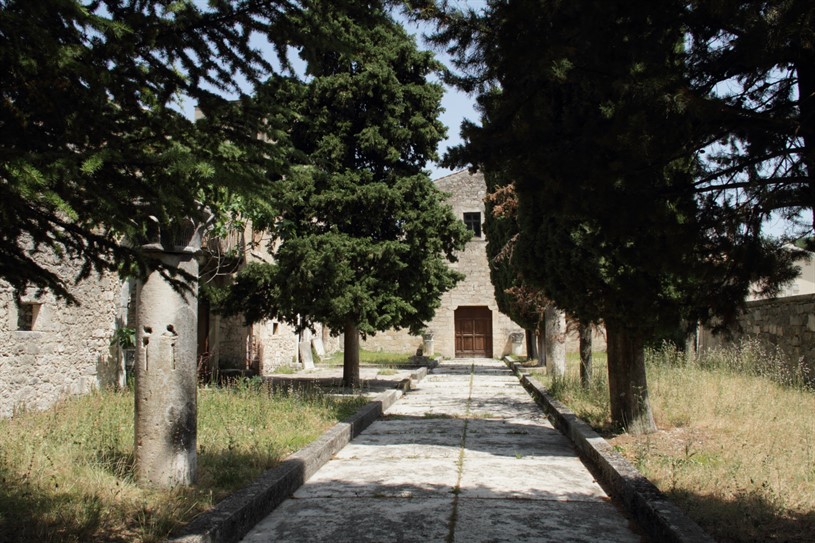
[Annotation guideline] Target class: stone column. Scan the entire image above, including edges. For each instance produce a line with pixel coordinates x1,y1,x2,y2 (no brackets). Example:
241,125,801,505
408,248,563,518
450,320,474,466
134,219,203,487
509,331,525,356
299,326,315,369
422,331,435,357
544,306,566,377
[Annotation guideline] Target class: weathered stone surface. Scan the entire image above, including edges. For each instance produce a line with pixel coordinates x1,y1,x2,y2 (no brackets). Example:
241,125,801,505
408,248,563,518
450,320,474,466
0,250,121,418
311,337,326,358
509,359,715,543
454,500,642,543
242,498,452,543
298,341,315,370
699,293,815,383
238,358,643,543
135,246,199,487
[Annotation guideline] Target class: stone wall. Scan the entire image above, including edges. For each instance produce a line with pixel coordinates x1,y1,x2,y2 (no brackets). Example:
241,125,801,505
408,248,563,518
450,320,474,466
216,314,251,369
0,256,122,418
254,319,300,375
699,293,815,369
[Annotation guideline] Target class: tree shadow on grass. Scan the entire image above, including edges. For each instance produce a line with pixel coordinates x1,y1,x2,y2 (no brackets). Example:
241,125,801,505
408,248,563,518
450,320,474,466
0,462,116,543
666,488,815,543
265,376,405,395
0,446,296,543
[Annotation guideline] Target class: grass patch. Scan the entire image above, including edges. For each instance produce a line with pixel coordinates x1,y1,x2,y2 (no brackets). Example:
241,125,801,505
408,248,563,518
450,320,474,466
320,348,414,367
0,379,367,543
539,343,815,542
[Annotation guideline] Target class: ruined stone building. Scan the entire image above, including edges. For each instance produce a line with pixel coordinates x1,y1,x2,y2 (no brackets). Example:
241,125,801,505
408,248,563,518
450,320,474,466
0,226,306,418
364,170,526,359
197,225,302,378
0,253,123,418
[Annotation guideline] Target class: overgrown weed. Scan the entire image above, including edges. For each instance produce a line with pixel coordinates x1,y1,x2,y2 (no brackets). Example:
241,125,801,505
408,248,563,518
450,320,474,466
543,343,815,542
0,380,366,542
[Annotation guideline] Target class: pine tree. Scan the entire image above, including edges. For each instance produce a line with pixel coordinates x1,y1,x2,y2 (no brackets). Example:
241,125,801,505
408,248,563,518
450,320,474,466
223,2,469,387
0,0,318,300
686,0,815,236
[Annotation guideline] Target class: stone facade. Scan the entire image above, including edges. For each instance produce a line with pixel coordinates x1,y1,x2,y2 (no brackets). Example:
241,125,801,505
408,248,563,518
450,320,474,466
196,225,304,377
699,293,815,372
364,170,525,358
0,255,122,418
0,226,305,418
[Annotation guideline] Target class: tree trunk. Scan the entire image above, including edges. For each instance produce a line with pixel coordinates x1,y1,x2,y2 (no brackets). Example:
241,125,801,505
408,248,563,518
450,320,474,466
343,321,360,388
544,306,566,377
536,323,545,368
526,329,537,361
579,322,592,388
605,320,656,434
683,321,698,365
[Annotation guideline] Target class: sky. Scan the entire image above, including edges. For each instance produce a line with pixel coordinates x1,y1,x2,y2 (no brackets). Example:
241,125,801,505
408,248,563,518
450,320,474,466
181,9,479,182
406,14,481,180
431,83,478,180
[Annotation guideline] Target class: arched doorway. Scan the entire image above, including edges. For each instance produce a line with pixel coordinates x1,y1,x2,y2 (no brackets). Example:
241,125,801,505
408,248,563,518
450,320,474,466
454,306,492,358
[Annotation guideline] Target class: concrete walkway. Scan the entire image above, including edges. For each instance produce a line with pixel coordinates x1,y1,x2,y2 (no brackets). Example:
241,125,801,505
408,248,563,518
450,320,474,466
240,358,644,542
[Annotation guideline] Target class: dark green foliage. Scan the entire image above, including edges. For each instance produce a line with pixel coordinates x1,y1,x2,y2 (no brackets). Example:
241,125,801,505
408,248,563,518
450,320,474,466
223,3,468,378
0,0,311,301
686,0,815,232
432,0,799,432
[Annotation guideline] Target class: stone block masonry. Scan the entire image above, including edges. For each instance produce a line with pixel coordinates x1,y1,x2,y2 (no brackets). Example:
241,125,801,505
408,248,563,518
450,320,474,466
699,293,815,380
0,254,122,418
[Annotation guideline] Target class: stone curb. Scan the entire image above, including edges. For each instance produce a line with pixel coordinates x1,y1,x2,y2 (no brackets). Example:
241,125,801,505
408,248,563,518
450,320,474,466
397,361,438,391
344,355,442,371
168,386,407,543
504,358,715,543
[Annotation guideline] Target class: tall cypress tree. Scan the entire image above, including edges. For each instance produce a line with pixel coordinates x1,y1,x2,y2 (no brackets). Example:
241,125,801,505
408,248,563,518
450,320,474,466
434,0,796,433
483,174,549,361
224,2,469,387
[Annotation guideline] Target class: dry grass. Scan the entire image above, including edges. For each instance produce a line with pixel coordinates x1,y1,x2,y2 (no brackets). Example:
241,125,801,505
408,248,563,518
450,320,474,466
0,380,366,543
539,343,815,542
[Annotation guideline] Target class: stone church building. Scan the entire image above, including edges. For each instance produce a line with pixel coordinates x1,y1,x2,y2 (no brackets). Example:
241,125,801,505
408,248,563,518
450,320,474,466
363,170,526,359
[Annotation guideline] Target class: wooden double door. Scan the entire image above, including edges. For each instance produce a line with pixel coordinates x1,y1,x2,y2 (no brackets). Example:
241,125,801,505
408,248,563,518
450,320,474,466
454,306,493,358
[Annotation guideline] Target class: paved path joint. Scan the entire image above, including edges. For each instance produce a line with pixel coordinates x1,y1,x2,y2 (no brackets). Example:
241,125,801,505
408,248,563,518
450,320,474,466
240,359,644,543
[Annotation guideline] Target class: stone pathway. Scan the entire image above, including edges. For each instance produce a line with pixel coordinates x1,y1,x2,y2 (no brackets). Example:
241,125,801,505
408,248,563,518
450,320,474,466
240,358,645,542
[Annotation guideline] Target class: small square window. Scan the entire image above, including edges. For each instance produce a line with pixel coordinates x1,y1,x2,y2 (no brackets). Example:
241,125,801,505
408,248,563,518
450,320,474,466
463,212,482,238
17,302,41,331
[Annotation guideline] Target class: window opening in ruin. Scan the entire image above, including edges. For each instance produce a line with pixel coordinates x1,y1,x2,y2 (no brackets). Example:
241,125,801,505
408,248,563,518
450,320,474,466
273,322,279,335
17,302,40,331
463,212,482,237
